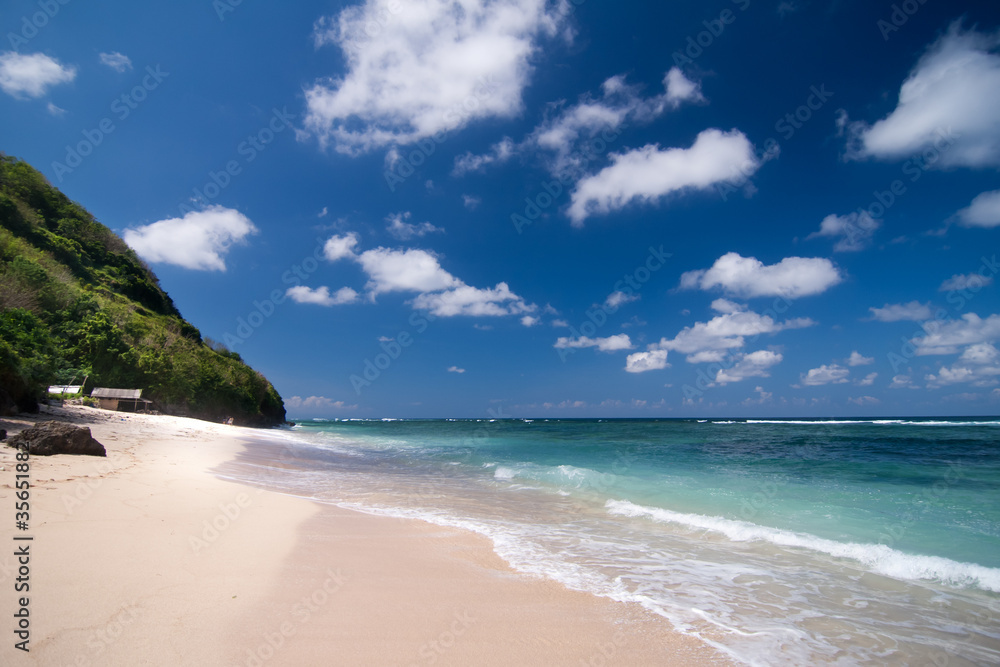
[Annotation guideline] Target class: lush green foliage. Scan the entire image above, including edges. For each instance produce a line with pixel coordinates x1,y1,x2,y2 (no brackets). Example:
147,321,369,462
0,154,285,425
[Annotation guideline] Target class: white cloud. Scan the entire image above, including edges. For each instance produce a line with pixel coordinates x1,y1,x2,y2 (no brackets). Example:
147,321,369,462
625,349,669,373
123,206,258,271
926,344,1000,388
847,395,880,406
605,290,640,310
357,247,461,295
323,232,361,261
680,252,842,299
318,206,329,218
0,52,76,99
889,375,916,389
868,301,933,322
285,285,359,306
385,212,444,240
663,67,705,107
715,350,783,385
912,314,1000,355
940,272,994,291
801,364,850,386
848,351,874,366
955,189,1000,229
843,23,1000,168
447,366,466,374
857,372,878,386
568,129,758,225
98,51,132,72
303,0,567,154
655,300,813,361
318,233,535,319
285,395,357,412
807,212,880,252
411,282,535,317
462,195,481,210
554,333,634,352
521,315,540,327
453,137,516,176
46,102,65,116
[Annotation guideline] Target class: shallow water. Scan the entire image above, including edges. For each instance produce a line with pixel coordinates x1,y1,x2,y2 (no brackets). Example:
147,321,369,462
222,418,1000,666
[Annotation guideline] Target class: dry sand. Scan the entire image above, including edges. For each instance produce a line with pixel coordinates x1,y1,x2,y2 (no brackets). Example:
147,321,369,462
0,405,733,666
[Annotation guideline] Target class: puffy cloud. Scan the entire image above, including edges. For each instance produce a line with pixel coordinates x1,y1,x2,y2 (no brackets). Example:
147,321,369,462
123,206,257,271
357,247,461,295
385,212,444,240
847,351,874,366
453,137,516,176
520,315,540,327
624,349,669,373
604,290,640,310
926,344,1000,387
714,350,783,385
323,233,360,261
447,366,466,374
285,285,359,306
868,301,932,322
98,51,132,72
889,375,916,389
856,372,878,387
680,252,842,299
911,313,1000,355
801,364,850,386
655,300,813,361
554,334,634,352
303,0,567,153
315,232,536,320
568,129,758,225
410,282,535,317
0,52,76,98
939,272,994,291
663,67,705,107
807,212,880,252
848,396,880,406
843,23,1000,168
454,68,704,180
955,189,1000,229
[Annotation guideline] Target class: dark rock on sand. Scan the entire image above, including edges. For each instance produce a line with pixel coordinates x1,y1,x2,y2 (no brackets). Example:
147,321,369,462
7,421,106,456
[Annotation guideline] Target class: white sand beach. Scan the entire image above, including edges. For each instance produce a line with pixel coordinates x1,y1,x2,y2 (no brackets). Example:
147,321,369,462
0,405,731,666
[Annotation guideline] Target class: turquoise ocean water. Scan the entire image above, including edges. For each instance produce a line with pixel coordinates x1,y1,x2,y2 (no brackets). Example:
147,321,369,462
223,418,1000,666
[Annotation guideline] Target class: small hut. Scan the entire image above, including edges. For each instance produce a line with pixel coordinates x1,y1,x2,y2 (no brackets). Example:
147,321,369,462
90,388,152,413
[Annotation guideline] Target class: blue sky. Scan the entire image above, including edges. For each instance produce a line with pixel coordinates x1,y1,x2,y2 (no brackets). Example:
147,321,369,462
2,0,999,419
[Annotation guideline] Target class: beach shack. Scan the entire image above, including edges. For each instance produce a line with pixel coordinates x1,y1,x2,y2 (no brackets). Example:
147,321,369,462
90,387,152,413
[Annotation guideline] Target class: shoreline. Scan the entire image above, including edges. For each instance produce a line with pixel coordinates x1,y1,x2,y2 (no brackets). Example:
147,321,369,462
0,405,733,665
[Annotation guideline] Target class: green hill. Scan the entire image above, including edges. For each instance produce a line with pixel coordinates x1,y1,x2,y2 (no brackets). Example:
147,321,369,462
0,153,285,426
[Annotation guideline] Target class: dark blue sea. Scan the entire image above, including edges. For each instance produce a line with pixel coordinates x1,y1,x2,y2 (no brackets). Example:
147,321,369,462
226,417,1000,665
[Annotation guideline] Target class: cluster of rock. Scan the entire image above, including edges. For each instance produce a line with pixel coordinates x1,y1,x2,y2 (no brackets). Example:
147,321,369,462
6,421,106,456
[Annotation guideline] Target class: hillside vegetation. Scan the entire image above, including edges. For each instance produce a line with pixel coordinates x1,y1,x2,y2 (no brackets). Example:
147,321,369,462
0,154,285,426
